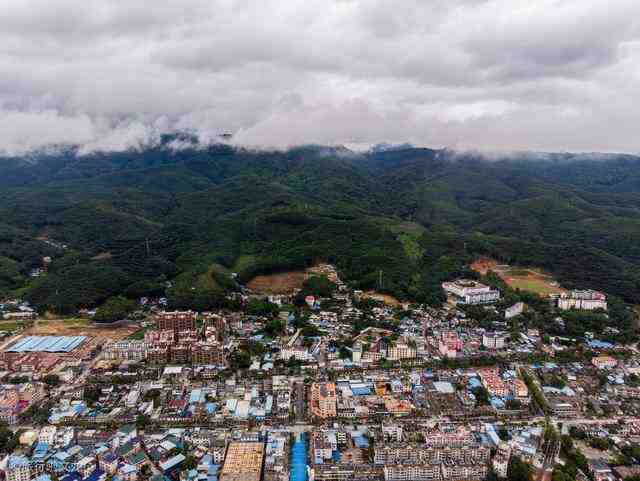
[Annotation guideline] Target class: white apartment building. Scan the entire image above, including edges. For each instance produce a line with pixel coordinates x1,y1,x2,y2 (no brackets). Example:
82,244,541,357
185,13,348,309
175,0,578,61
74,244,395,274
442,280,500,305
558,289,607,311
482,332,507,350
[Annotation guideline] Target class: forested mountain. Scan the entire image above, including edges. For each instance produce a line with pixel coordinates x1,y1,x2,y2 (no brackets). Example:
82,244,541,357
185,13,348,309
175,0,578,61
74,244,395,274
1,138,640,312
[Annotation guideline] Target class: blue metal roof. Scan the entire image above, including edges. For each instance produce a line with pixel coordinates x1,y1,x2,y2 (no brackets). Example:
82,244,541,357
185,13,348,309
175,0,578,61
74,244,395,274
160,454,185,472
353,435,369,448
8,455,30,469
6,336,87,353
351,386,371,396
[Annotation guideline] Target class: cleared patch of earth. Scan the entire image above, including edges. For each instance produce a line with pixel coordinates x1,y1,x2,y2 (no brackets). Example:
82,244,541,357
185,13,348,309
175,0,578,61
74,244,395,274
361,291,406,307
26,318,138,341
247,270,308,295
471,257,566,297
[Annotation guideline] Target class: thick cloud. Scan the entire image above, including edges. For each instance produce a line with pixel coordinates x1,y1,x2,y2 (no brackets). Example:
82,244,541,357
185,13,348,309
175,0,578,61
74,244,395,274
0,0,638,154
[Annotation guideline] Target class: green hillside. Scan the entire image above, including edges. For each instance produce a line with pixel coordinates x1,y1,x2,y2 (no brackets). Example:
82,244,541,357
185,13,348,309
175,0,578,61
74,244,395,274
1,141,640,312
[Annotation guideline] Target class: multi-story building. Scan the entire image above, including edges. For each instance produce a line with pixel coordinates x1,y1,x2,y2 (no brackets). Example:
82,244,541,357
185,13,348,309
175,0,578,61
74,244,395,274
146,346,170,364
76,455,97,479
192,342,225,366
310,382,337,419
511,378,530,401
442,280,500,305
104,340,147,361
482,332,507,350
592,355,617,369
171,345,191,364
6,455,31,481
384,464,442,481
492,443,511,478
441,462,488,480
202,312,226,340
424,427,474,449
280,347,312,362
505,302,524,319
375,445,489,466
154,310,198,332
145,329,175,346
558,290,607,311
438,330,462,359
386,343,417,361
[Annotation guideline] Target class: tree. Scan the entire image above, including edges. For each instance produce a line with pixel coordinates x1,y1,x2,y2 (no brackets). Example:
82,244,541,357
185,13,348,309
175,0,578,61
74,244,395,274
42,374,60,387
136,414,151,429
94,296,137,323
246,298,279,317
84,385,102,405
264,319,285,336
472,386,491,406
182,455,197,470
508,456,534,481
0,424,18,454
230,350,252,369
140,464,151,477
338,346,351,359
301,276,336,298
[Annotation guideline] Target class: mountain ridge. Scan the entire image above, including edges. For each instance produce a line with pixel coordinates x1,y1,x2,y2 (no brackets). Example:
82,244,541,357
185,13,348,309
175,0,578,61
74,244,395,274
1,140,639,312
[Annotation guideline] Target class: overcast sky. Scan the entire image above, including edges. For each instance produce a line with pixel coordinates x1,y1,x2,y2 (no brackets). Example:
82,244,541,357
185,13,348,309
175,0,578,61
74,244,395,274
0,0,639,154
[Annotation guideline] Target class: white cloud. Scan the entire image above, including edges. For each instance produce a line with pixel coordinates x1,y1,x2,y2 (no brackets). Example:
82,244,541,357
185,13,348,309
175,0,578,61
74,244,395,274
0,0,638,154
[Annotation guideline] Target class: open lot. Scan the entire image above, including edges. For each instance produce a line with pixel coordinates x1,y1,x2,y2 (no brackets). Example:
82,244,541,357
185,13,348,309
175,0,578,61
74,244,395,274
0,321,21,332
361,291,406,307
247,270,308,295
25,318,139,342
471,258,566,297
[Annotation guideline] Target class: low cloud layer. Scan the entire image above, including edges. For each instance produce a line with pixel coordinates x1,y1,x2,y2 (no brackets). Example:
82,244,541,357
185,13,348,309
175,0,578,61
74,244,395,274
0,0,639,154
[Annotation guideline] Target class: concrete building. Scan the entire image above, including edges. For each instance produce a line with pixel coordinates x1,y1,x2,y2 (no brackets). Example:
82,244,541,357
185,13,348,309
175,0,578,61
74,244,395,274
558,290,607,311
192,342,225,366
310,382,337,419
505,302,524,319
442,280,500,305
592,355,617,369
482,332,507,350
154,311,198,332
104,340,147,361
6,455,31,481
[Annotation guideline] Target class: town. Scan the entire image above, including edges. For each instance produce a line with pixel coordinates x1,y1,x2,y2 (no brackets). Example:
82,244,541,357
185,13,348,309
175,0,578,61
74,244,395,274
0,264,638,481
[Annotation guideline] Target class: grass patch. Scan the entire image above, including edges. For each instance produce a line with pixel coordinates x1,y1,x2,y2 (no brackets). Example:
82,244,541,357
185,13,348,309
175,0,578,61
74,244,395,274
128,326,150,340
232,255,259,274
0,321,20,332
506,268,531,277
379,219,426,261
398,232,424,261
38,318,90,327
507,278,561,296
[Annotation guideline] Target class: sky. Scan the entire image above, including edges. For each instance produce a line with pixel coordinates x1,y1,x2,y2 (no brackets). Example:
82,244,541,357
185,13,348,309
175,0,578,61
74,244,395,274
0,0,639,154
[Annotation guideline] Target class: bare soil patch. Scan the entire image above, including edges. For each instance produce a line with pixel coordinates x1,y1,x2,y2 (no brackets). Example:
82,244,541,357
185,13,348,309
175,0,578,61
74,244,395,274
361,291,406,307
471,257,566,297
26,318,138,341
247,270,308,295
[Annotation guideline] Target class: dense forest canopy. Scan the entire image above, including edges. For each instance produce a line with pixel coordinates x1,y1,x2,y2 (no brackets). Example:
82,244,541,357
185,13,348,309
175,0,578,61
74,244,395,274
1,139,639,312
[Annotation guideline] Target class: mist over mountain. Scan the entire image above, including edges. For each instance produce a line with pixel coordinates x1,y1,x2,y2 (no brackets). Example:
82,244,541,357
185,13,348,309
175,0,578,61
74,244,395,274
1,140,639,313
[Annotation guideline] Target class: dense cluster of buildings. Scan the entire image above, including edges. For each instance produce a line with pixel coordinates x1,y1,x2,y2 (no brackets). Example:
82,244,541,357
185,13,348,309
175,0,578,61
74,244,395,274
0,269,634,481
104,312,226,366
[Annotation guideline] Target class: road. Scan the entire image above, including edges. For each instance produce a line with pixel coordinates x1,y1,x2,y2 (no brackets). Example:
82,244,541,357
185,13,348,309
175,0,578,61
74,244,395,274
294,381,306,423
